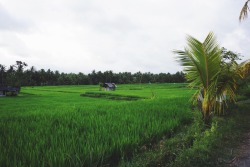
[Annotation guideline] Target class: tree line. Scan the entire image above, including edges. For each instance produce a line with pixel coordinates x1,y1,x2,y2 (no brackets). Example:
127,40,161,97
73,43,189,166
0,62,186,87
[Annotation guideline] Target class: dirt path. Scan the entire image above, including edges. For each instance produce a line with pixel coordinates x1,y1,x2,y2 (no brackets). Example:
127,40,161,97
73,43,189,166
226,132,250,167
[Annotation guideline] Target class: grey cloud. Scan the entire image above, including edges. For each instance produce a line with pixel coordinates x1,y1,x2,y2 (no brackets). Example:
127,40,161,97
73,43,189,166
0,4,32,32
0,0,250,74
0,32,30,58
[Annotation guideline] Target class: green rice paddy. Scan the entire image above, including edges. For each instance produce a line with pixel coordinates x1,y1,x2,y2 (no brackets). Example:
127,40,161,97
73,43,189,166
0,83,194,167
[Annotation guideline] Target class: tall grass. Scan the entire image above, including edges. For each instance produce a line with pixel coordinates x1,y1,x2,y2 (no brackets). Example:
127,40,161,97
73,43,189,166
0,84,194,166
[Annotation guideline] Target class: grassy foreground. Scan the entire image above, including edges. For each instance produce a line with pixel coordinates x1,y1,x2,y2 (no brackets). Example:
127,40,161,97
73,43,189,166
120,88,250,167
0,83,194,167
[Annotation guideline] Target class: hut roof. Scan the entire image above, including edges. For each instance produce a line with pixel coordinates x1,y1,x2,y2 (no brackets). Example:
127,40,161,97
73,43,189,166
104,83,114,88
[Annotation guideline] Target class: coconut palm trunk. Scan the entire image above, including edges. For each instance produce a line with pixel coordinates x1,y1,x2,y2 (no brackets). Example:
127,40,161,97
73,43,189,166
202,90,209,123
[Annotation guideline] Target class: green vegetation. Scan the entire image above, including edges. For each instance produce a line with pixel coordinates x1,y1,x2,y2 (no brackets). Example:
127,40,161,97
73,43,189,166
0,61,185,87
80,92,147,101
175,32,250,124
0,83,195,167
0,3,249,166
119,87,250,167
175,32,224,123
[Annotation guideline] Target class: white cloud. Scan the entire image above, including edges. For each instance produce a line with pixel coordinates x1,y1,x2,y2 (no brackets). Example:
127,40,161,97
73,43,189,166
0,0,249,74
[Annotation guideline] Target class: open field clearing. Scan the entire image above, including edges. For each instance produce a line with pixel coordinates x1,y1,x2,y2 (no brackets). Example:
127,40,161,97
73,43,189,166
0,83,194,166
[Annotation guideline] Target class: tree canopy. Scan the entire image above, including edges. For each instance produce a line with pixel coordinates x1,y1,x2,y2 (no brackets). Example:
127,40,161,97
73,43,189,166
0,61,186,87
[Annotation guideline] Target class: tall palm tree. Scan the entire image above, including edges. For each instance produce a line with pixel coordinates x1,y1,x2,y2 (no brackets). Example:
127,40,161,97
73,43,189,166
239,0,250,21
174,32,238,124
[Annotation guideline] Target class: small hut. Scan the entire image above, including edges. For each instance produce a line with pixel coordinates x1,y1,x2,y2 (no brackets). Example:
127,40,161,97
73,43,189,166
103,83,116,91
0,86,21,96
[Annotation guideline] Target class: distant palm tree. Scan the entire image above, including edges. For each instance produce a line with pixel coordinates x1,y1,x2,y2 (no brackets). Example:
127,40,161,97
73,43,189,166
174,32,239,124
239,0,250,21
238,59,250,78
0,64,6,85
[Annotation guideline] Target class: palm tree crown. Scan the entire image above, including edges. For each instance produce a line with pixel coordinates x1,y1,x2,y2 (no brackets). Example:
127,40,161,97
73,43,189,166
174,32,239,123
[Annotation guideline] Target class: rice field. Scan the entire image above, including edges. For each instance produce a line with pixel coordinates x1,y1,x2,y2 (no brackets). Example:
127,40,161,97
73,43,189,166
0,83,194,167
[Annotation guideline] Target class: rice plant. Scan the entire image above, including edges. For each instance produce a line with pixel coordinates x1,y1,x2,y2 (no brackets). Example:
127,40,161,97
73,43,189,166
0,83,194,166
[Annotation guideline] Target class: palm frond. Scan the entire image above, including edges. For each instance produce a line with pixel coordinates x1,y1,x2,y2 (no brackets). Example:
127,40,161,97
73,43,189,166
239,0,250,21
174,32,237,118
175,32,221,91
209,62,239,115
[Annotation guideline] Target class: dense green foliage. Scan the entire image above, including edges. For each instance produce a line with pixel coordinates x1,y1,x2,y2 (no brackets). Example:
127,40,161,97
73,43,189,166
175,32,250,124
119,88,250,167
0,62,185,87
0,83,194,166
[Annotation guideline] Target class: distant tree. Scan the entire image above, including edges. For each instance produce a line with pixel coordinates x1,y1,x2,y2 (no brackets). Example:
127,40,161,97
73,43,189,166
96,71,104,83
15,61,28,73
220,47,248,89
1,61,191,86
88,70,98,85
173,71,186,83
25,66,36,86
54,70,60,85
15,61,28,86
221,47,242,64
46,69,53,85
141,72,152,83
4,61,27,87
0,64,6,85
77,72,88,85
157,73,166,83
134,72,143,83
103,70,114,83
38,69,47,85
123,72,133,83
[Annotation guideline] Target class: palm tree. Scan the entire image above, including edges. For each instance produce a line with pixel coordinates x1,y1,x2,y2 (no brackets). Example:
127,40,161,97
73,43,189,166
0,64,6,85
174,32,238,124
239,0,250,21
213,61,239,114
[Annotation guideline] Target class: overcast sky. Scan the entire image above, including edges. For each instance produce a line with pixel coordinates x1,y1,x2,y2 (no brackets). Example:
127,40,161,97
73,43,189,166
0,0,250,74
